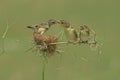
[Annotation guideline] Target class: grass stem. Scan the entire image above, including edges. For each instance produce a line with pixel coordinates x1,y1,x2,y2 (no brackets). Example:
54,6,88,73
0,22,9,55
50,42,68,45
42,52,47,80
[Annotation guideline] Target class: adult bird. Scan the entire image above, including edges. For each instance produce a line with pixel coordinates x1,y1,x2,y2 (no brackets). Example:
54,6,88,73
27,19,58,34
57,20,78,44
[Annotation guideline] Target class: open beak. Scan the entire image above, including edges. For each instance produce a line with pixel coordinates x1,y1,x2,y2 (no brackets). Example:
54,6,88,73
56,20,62,26
56,20,61,24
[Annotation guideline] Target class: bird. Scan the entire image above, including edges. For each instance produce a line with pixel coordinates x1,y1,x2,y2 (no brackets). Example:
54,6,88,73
27,19,58,34
57,20,78,44
79,25,96,44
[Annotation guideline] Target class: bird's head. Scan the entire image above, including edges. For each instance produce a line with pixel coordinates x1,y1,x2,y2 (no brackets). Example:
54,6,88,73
27,24,46,34
79,26,84,30
79,25,90,32
48,19,58,27
57,20,70,28
83,25,90,31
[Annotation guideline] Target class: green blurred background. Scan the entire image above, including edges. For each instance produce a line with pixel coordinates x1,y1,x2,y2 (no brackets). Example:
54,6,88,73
0,0,120,80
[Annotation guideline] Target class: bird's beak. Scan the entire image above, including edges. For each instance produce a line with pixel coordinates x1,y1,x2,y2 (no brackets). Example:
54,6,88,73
27,26,34,29
53,20,61,26
56,20,62,27
57,20,64,27
56,20,61,24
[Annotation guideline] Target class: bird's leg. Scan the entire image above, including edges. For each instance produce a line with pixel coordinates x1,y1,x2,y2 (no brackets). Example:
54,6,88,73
79,39,88,44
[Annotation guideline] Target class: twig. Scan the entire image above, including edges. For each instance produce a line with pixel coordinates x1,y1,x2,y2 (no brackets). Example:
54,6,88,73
25,44,36,53
50,42,68,45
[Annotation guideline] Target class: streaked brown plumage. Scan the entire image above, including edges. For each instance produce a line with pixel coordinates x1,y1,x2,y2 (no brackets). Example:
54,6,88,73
57,20,78,44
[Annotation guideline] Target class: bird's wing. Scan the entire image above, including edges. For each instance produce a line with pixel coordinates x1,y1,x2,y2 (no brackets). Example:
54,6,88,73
73,29,78,41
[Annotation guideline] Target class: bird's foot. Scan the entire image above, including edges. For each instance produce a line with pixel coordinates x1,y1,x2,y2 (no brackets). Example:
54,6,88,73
79,40,88,44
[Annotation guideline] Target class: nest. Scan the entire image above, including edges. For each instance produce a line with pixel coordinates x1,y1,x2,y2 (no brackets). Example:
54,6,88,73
33,33,58,56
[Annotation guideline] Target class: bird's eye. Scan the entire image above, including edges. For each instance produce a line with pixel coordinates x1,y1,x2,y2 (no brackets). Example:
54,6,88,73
35,25,38,27
51,21,56,24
